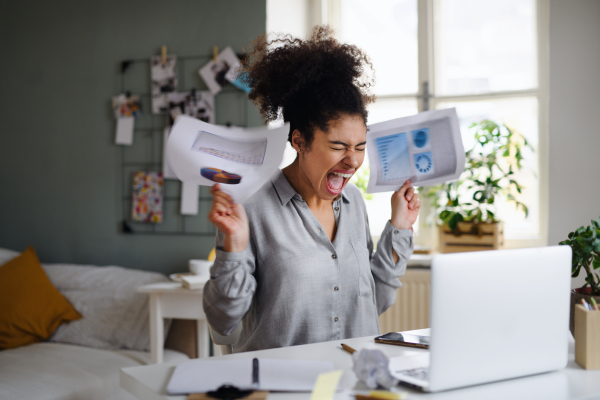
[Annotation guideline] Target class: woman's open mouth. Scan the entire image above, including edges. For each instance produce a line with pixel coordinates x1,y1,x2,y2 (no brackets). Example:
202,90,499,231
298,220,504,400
326,170,354,195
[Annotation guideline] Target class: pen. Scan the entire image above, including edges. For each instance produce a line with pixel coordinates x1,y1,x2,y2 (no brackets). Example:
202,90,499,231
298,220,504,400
581,299,592,311
341,343,357,354
590,297,599,311
252,358,259,390
355,393,408,400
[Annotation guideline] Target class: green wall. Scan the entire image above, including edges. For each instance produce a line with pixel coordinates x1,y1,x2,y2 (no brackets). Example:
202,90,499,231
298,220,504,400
0,0,266,274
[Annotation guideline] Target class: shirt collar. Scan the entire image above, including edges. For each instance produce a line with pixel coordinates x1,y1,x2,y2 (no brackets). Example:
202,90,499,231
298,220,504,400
272,170,351,206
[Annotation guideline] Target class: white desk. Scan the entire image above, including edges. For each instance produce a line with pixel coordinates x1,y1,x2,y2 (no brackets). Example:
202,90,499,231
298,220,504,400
120,329,600,400
138,282,210,363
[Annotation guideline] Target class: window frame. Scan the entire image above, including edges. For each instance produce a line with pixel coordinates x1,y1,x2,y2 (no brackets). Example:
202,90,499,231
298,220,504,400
420,0,550,249
269,0,549,248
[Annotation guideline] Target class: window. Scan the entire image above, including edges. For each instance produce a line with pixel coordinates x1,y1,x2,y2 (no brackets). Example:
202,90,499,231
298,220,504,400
267,0,549,248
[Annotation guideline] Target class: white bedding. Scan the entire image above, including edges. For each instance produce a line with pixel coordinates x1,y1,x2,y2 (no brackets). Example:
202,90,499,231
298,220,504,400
0,342,188,400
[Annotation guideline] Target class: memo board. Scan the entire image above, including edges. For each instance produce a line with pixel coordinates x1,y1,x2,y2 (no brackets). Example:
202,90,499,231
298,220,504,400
117,53,251,236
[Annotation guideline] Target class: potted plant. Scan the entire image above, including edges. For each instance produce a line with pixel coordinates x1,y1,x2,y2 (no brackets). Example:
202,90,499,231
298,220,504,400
426,120,532,253
559,217,600,334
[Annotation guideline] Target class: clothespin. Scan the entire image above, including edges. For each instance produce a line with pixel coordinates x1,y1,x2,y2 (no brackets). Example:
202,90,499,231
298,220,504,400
213,46,218,63
161,45,167,65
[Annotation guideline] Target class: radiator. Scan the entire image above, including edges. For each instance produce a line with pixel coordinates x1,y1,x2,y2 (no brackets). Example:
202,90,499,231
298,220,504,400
378,268,431,333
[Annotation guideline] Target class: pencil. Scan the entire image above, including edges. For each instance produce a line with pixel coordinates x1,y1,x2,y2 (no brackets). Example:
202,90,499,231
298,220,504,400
341,343,357,354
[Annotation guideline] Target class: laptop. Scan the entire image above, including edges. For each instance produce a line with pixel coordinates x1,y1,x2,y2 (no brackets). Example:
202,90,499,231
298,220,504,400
391,246,572,392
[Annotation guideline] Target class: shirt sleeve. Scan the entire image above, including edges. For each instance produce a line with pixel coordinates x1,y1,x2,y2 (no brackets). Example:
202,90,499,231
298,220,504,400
368,219,414,315
202,229,257,336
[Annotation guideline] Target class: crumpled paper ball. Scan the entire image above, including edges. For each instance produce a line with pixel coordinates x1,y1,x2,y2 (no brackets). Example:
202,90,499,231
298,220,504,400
352,348,398,389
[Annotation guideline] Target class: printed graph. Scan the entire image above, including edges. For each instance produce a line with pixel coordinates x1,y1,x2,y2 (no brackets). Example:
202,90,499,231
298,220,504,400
375,132,412,182
191,131,267,165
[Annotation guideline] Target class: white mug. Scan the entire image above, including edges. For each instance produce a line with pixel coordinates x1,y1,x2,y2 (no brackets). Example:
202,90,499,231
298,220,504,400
188,259,213,277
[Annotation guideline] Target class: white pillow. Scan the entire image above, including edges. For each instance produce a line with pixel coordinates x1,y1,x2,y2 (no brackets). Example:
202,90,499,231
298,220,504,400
0,247,20,265
45,263,171,351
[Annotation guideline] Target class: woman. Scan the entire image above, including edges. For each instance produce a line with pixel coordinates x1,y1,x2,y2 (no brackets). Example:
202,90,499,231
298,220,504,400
203,26,421,353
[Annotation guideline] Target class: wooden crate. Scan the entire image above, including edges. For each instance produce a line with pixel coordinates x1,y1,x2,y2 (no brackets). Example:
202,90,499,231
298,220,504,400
438,222,503,253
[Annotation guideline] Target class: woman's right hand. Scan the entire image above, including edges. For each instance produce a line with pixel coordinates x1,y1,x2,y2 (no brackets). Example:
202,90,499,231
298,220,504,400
208,184,249,252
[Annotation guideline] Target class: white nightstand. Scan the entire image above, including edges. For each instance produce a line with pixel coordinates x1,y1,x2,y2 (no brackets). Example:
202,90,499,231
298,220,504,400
137,282,210,363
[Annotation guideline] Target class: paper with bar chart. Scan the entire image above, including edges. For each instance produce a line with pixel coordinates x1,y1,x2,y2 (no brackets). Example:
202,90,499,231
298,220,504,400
166,115,289,203
191,131,267,165
366,108,465,193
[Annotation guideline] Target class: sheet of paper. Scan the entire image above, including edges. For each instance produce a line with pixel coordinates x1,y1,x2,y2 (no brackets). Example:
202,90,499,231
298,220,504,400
115,116,134,145
388,353,430,379
166,115,289,204
162,126,177,179
309,370,343,400
180,181,199,215
166,358,335,394
366,108,465,192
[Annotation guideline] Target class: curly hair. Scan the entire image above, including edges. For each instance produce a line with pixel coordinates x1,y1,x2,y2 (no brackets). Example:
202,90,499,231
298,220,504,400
240,25,375,148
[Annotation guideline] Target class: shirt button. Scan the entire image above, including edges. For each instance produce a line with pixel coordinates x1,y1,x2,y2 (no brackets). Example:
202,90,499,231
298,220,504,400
334,317,339,322
318,228,322,233
334,207,339,211
334,286,339,291
394,230,399,234
332,254,337,259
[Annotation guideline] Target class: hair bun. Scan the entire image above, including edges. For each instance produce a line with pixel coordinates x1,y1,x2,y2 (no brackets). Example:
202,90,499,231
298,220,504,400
241,25,375,146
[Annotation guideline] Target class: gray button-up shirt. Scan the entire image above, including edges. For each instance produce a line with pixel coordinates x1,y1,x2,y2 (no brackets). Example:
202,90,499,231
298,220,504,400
203,170,413,353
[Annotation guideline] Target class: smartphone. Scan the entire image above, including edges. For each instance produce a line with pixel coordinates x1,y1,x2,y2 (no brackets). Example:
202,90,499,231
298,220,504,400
374,332,430,349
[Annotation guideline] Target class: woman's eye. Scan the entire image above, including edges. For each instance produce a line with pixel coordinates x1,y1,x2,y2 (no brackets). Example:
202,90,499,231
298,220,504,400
331,147,345,151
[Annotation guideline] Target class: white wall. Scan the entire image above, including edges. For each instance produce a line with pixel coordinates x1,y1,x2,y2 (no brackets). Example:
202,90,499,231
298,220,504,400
548,0,600,288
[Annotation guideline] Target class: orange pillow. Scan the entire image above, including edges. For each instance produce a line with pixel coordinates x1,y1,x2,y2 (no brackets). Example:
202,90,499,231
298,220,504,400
0,246,82,349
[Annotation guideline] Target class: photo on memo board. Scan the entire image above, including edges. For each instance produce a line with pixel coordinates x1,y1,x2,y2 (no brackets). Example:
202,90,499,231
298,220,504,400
198,47,247,94
151,55,178,114
112,94,142,118
131,171,163,223
112,93,142,145
166,91,215,125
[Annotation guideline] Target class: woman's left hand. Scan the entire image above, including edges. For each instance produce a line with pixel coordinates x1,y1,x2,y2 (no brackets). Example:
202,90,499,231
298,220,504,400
390,180,421,230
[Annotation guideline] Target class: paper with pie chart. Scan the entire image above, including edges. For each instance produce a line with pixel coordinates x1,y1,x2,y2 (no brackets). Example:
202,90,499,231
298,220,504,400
166,115,289,203
366,108,465,192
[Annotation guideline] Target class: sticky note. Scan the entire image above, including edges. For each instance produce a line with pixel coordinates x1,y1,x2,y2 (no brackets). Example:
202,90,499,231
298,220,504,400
310,370,343,400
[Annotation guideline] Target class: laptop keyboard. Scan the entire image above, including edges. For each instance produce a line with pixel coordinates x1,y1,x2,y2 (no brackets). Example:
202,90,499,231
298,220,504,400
397,367,429,382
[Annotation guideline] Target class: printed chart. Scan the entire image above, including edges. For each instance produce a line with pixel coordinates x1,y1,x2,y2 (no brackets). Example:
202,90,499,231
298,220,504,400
375,132,412,182
191,131,267,165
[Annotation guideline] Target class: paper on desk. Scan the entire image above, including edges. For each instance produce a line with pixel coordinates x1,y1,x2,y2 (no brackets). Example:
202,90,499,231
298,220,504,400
367,108,465,192
388,352,430,378
166,115,289,203
166,358,335,394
